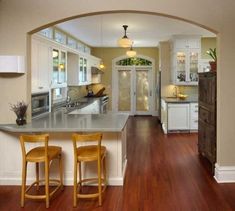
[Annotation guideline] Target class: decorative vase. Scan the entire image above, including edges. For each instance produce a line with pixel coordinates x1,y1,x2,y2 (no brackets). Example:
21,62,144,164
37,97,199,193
209,61,217,72
16,116,26,126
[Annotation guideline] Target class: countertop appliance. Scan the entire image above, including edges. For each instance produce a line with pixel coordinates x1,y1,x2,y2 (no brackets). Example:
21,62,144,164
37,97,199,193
31,92,49,118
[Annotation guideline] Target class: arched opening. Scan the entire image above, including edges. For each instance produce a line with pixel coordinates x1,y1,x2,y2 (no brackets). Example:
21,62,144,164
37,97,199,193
28,11,217,175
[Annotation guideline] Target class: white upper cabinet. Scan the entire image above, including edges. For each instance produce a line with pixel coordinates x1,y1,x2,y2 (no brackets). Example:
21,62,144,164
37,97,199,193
67,53,99,86
171,35,201,85
67,52,79,86
79,55,90,85
31,38,51,93
51,48,67,88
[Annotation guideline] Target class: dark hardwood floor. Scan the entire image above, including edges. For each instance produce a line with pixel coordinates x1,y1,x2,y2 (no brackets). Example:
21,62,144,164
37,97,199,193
1,116,235,210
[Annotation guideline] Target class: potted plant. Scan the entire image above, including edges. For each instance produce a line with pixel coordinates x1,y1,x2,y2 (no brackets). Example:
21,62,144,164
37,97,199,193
206,48,217,71
10,101,28,125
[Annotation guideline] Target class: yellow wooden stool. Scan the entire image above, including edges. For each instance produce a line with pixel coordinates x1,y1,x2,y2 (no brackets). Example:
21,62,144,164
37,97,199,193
72,133,107,207
20,134,63,208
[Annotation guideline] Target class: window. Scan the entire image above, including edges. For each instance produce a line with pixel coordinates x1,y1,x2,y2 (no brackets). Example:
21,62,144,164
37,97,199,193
116,57,152,66
67,37,77,49
54,30,66,44
77,41,85,52
39,28,53,39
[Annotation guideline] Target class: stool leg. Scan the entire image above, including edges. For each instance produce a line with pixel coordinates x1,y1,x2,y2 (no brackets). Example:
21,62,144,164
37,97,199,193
73,159,78,207
36,162,39,191
98,158,102,206
21,161,27,207
78,161,82,187
103,156,107,186
45,160,50,208
59,154,64,190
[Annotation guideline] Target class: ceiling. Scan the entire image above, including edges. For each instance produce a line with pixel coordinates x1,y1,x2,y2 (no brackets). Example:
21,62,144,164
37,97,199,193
57,13,215,48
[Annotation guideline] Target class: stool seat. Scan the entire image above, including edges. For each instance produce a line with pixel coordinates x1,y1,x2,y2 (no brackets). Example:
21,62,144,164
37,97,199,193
26,146,62,162
77,145,106,162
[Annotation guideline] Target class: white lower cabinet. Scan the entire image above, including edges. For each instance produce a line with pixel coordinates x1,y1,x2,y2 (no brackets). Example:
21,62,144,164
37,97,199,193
190,103,198,130
168,103,190,130
161,99,198,133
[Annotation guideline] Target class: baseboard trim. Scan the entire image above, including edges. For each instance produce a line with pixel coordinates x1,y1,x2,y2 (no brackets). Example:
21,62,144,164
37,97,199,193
214,163,235,183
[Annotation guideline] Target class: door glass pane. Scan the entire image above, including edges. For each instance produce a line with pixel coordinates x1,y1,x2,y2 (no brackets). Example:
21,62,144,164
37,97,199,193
189,51,199,82
52,49,59,83
136,70,149,111
176,51,186,82
118,70,131,111
59,51,66,83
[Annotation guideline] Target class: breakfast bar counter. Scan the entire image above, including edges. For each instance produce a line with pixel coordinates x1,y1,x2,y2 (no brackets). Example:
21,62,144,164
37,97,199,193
0,111,129,186
0,109,129,133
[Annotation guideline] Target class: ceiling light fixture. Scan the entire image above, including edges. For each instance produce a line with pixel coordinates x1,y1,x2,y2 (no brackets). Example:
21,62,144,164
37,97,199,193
126,43,137,57
117,25,132,48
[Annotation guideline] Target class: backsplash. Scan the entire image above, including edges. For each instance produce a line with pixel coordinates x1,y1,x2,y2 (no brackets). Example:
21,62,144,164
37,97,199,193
178,86,198,97
68,84,107,101
163,85,198,98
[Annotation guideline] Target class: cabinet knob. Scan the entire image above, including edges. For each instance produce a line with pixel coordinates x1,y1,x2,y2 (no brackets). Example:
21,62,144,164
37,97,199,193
38,86,43,89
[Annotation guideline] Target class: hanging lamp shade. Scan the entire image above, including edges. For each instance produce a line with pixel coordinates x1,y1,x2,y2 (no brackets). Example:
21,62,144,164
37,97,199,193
117,25,132,48
126,46,137,57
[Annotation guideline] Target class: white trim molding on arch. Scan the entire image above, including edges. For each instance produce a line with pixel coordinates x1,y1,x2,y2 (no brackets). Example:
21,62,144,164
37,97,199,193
112,54,156,116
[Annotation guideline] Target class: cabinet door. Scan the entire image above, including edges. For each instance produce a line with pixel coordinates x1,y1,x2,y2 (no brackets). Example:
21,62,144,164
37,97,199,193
175,49,187,84
83,58,87,82
31,39,50,93
58,50,67,84
188,49,199,83
198,120,216,163
190,103,198,130
168,103,190,130
52,49,59,84
199,73,216,106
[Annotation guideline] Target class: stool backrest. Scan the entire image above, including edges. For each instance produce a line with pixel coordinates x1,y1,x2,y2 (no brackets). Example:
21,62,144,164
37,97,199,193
72,133,103,157
19,134,49,159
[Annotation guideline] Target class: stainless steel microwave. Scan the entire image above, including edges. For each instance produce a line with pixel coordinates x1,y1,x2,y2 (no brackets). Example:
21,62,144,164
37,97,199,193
31,92,49,117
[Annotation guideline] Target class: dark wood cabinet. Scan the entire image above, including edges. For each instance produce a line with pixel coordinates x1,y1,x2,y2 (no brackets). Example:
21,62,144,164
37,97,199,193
198,72,216,170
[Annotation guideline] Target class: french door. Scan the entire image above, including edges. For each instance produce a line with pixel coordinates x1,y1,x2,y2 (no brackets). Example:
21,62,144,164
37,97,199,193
113,66,153,115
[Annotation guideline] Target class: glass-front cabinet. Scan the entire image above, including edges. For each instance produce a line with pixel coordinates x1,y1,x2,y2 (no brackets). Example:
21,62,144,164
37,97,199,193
189,50,199,83
175,50,186,83
79,56,90,85
171,36,201,85
52,48,67,88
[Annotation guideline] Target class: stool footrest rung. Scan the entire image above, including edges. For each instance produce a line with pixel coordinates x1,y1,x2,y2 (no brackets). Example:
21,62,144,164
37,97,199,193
25,179,62,200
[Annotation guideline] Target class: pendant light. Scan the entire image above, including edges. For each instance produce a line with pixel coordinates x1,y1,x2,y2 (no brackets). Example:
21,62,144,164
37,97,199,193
99,15,105,69
126,43,137,57
117,25,132,48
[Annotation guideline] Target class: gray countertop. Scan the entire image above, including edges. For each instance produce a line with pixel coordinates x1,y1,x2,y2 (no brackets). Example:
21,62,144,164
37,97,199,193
162,96,198,103
0,109,129,133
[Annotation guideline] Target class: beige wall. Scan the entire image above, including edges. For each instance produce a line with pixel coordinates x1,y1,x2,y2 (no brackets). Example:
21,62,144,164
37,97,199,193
0,0,235,167
91,47,159,110
201,37,217,59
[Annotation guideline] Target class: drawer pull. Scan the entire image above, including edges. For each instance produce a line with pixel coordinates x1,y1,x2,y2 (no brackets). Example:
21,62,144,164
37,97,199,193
194,120,198,123
38,86,43,89
194,110,198,112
